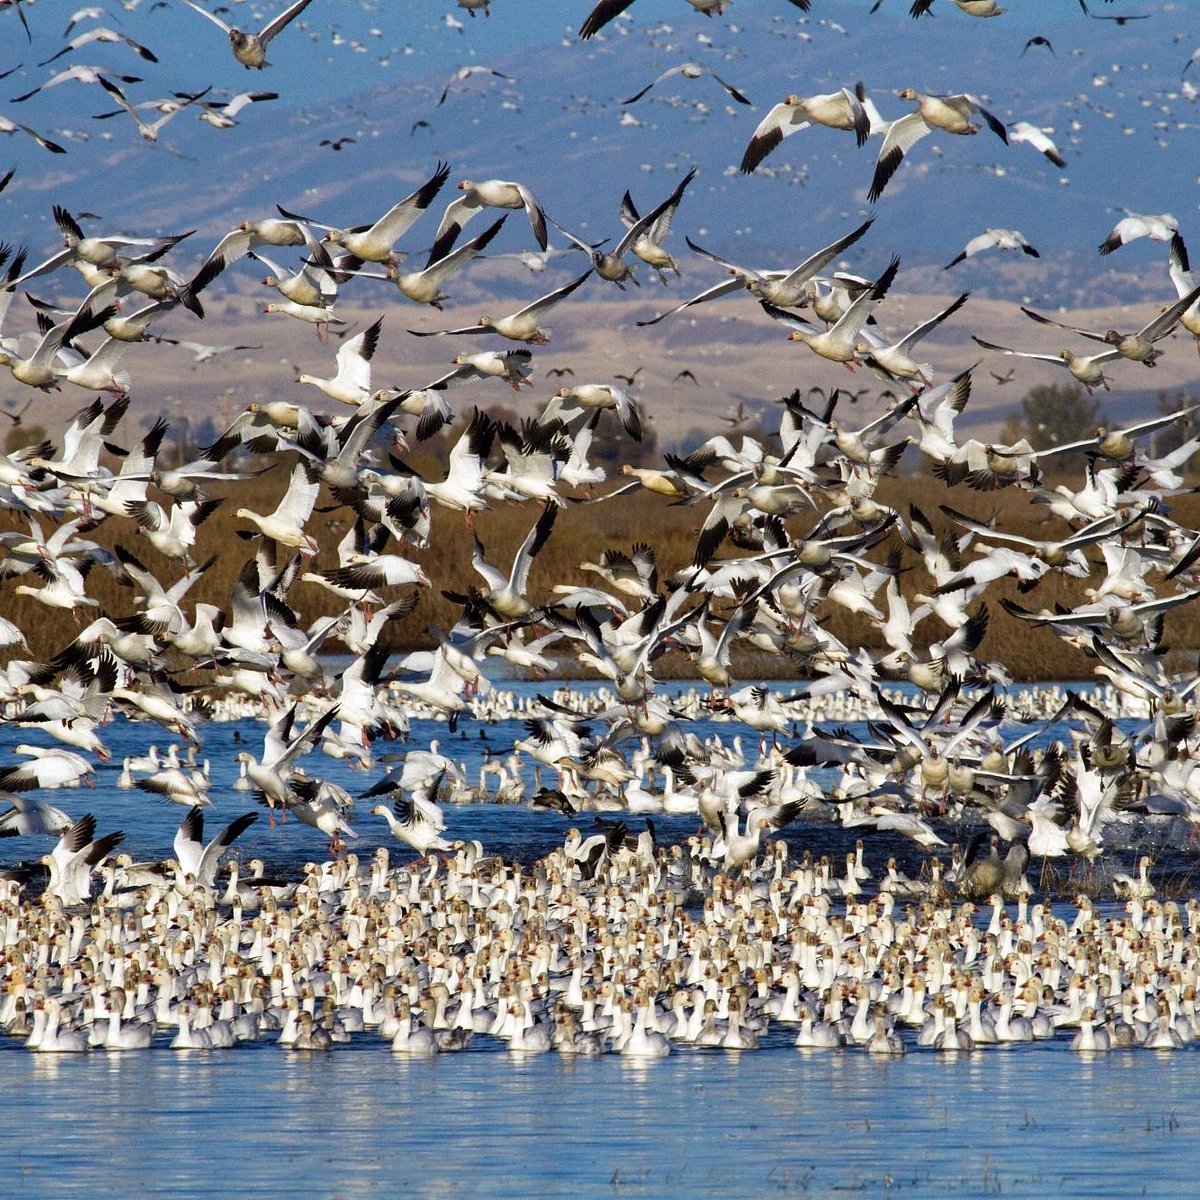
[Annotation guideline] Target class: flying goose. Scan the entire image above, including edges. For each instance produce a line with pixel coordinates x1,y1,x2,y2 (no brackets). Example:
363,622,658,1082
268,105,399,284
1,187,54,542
740,85,875,174
407,269,592,343
869,88,1007,202
181,0,316,69
1018,282,1200,366
429,177,548,262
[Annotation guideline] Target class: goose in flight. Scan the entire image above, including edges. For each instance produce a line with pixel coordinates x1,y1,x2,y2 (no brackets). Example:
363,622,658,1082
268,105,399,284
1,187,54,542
296,315,383,405
579,0,810,40
1019,282,1200,366
39,24,159,65
1167,234,1200,352
761,256,900,366
0,112,66,153
945,228,1039,269
429,177,548,263
340,216,506,308
472,502,559,618
173,807,258,889
1098,212,1179,256
618,169,696,281
553,168,697,289
971,335,1124,392
740,85,876,174
857,290,971,387
290,161,450,265
621,62,751,108
637,218,873,326
181,0,316,70
235,459,321,554
408,269,592,344
10,63,144,105
869,88,1007,202
1007,121,1066,168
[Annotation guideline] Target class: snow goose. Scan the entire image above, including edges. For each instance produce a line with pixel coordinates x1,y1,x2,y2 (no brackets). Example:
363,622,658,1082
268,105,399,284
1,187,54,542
0,302,109,390
1018,282,1200,366
430,177,548,263
342,215,506,308
234,703,339,821
10,63,144,105
486,419,571,505
296,315,382,406
135,766,213,808
316,161,450,264
542,383,642,441
171,806,258,892
41,813,124,906
41,24,158,65
317,548,431,594
1099,212,1178,255
554,168,697,290
94,75,199,142
102,987,153,1050
8,206,189,286
125,496,219,562
761,255,899,365
369,774,453,857
54,334,131,397
407,269,592,344
392,649,470,724
1007,121,1066,168
622,62,750,107
235,459,321,554
637,218,872,325
0,745,93,791
869,88,1007,202
945,228,1039,269
450,347,535,389
740,85,873,174
181,0,315,69
471,501,558,618
970,335,1123,392
285,774,357,855
30,997,88,1053
200,212,308,278
197,89,279,129
856,290,970,386
0,793,72,837
252,232,342,309
262,298,345,332
618,168,695,281
422,407,495,524
1167,234,1200,350
910,0,1006,15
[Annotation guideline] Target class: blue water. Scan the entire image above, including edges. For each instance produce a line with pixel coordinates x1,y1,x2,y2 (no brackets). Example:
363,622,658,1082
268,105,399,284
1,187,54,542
2,1037,1196,1198
0,681,1187,1199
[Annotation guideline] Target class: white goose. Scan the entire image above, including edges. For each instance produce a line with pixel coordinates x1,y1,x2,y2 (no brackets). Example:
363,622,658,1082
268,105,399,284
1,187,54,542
430,177,548,263
408,270,592,344
296,316,383,406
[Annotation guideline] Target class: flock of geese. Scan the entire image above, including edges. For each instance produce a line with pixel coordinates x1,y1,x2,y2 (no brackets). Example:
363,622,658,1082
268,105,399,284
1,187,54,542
0,1,1199,1058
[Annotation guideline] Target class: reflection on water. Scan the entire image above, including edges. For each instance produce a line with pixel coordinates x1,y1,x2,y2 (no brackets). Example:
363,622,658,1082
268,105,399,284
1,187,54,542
0,683,1191,1197
2,1039,1197,1198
